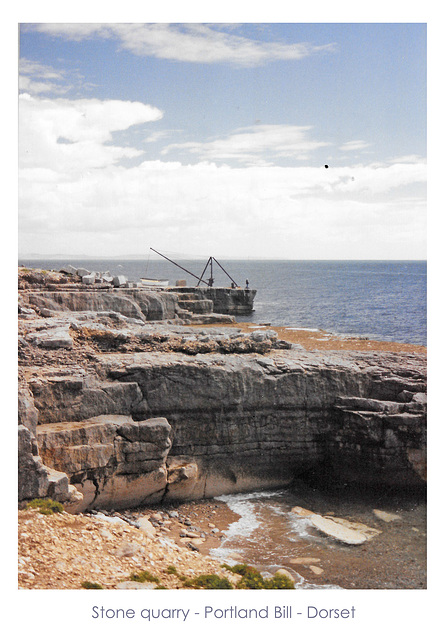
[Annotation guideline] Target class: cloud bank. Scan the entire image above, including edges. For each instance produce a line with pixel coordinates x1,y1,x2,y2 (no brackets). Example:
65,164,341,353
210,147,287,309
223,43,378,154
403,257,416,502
18,93,426,259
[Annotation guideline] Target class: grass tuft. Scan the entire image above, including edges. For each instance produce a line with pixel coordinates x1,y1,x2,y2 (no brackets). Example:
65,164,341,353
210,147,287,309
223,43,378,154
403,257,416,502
25,498,64,515
81,581,103,589
128,571,160,584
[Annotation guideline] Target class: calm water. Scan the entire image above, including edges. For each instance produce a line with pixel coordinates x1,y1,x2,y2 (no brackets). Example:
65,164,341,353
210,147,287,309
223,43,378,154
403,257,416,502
21,258,427,345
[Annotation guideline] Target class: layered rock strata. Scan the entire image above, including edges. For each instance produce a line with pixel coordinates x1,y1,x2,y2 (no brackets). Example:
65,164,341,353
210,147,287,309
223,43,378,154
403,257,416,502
170,286,256,315
36,415,172,512
18,282,426,512
20,339,426,510
20,289,182,322
19,287,255,323
18,424,82,508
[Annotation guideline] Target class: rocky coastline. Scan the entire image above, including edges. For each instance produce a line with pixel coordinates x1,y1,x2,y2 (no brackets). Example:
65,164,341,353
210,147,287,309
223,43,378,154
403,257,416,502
17,267,427,589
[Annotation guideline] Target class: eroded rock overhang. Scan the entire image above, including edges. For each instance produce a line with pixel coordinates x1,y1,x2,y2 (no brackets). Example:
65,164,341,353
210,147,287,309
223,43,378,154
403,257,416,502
21,346,426,511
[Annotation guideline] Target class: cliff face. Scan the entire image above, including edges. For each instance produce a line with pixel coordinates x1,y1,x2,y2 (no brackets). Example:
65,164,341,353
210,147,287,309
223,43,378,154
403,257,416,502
22,345,426,510
20,289,180,322
19,286,256,322
169,287,256,315
18,280,426,512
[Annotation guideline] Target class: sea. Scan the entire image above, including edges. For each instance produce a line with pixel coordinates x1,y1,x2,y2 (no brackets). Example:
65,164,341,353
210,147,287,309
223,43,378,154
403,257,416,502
20,258,427,346
19,257,427,587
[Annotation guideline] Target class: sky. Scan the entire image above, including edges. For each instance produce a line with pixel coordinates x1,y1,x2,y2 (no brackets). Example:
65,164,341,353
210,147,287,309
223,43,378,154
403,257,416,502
18,21,427,260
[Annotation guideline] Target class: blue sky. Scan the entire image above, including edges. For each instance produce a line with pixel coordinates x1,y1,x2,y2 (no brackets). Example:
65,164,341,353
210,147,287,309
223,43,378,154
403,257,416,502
18,21,427,259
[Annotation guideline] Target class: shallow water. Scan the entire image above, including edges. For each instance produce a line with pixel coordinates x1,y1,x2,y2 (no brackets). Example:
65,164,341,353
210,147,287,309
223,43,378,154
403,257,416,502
210,483,426,590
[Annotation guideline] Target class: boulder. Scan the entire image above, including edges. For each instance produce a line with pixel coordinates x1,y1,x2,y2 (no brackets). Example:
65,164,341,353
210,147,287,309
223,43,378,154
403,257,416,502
310,565,324,575
113,275,128,287
166,458,201,500
36,415,173,511
18,425,82,509
18,306,37,316
274,568,295,583
136,517,156,538
291,506,316,517
310,514,380,545
28,326,73,349
289,557,321,565
59,265,77,275
373,509,402,523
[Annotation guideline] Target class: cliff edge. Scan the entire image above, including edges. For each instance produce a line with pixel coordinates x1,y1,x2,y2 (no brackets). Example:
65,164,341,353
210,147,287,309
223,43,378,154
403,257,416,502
18,268,426,512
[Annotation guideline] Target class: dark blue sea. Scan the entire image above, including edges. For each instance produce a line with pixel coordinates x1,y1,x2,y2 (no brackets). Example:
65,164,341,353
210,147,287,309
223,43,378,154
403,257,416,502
19,259,427,346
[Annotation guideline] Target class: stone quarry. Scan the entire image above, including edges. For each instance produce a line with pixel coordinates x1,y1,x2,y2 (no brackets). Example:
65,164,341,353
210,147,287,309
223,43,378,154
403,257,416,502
18,267,427,514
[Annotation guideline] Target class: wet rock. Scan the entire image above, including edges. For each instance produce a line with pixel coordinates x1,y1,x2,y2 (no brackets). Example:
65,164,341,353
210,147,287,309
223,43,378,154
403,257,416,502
373,509,402,523
275,568,295,583
310,514,380,545
291,506,316,517
325,517,381,540
310,565,324,575
289,557,321,565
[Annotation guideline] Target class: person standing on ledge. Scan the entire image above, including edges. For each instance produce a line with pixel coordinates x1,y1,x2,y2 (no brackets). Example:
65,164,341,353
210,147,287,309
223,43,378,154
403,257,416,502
245,279,249,289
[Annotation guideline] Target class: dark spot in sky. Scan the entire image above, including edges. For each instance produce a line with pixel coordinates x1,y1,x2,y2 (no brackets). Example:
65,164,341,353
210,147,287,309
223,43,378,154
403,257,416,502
324,165,329,169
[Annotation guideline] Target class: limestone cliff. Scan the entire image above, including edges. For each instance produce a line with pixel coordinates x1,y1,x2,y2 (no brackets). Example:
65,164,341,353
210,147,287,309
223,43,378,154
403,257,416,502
18,279,426,512
20,337,426,510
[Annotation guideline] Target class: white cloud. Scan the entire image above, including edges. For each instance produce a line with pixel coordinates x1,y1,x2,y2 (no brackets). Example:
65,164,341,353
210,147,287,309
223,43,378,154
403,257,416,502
18,93,426,259
19,58,72,95
19,93,163,172
28,23,336,67
162,124,331,164
19,159,427,259
390,154,426,164
20,58,64,80
339,139,371,152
